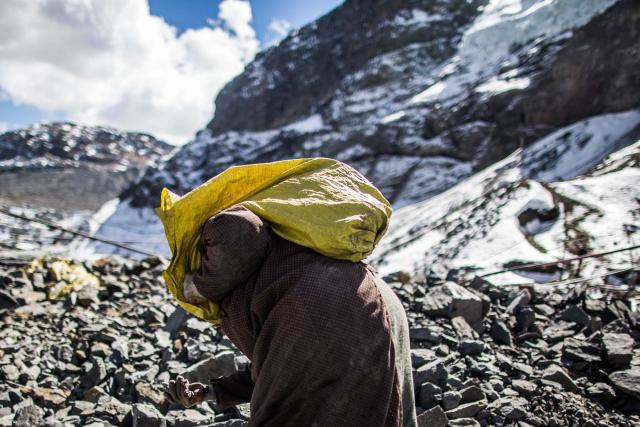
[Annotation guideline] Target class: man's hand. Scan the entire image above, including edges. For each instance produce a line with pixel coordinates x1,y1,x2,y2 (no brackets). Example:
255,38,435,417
165,376,211,408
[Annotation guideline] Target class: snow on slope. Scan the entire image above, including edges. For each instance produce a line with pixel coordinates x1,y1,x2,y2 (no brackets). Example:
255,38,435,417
410,0,618,105
371,110,640,282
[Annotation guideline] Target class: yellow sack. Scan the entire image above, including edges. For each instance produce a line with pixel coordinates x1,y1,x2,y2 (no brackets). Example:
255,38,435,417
156,157,392,324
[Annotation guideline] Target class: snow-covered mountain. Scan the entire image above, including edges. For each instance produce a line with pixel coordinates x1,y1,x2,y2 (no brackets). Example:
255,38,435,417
0,122,173,257
371,111,640,284
95,0,639,260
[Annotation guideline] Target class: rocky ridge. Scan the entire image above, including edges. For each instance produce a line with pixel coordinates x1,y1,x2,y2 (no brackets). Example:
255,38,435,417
123,0,639,210
0,256,638,426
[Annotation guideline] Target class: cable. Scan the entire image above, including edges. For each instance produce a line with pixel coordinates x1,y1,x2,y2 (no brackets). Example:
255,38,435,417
0,207,159,258
499,265,639,288
479,244,640,278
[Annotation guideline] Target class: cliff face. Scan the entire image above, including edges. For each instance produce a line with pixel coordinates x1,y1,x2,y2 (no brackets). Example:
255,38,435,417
127,0,639,211
0,122,173,211
208,0,486,134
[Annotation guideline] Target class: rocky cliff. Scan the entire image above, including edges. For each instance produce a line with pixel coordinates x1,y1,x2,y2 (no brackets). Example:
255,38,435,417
125,0,639,210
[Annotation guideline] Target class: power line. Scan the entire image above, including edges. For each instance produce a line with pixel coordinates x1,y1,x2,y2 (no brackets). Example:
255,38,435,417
0,207,159,258
479,244,640,278
499,265,639,289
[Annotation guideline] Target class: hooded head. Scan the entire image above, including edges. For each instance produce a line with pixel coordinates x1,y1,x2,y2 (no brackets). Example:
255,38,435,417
192,205,272,302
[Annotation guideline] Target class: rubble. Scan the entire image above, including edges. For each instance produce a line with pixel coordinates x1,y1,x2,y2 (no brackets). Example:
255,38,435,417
0,257,638,426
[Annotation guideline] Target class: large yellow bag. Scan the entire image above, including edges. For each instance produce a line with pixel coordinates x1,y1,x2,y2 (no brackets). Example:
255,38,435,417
156,158,392,324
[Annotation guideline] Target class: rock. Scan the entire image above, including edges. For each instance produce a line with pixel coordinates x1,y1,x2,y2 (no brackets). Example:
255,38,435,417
184,318,211,335
505,289,531,314
419,382,442,409
586,382,616,401
540,365,578,393
134,382,164,407
423,282,486,324
1,365,19,382
172,409,216,427
560,305,590,328
562,338,602,363
410,326,443,344
602,333,634,366
81,359,107,389
70,400,95,416
410,348,437,368
0,290,19,310
459,386,486,404
12,404,44,427
448,419,480,427
441,390,462,410
602,300,631,325
77,285,100,307
451,316,478,339
417,405,447,427
164,307,190,337
459,339,485,356
414,359,448,389
515,307,535,333
181,351,237,383
29,387,70,408
445,400,487,419
490,320,513,346
490,396,529,420
609,368,640,400
511,380,537,397
132,403,166,427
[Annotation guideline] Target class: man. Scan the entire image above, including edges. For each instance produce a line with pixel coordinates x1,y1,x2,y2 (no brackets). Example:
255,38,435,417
165,205,417,426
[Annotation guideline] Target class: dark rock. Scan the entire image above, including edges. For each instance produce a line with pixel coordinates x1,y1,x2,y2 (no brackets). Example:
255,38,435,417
515,307,536,333
459,339,485,356
586,382,616,401
560,305,590,328
419,382,442,410
411,348,437,368
490,396,529,420
181,351,237,383
540,365,578,392
601,333,634,366
441,390,462,410
505,289,531,314
417,405,447,427
451,316,478,339
445,400,487,419
609,368,640,400
562,338,602,363
602,300,632,325
448,418,480,427
415,360,448,389
510,380,537,397
132,403,166,427
460,386,486,404
423,282,486,324
81,359,107,389
410,326,443,344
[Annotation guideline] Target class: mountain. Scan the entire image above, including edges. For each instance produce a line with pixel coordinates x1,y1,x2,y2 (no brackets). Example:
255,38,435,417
0,122,173,257
371,111,640,282
95,0,639,259
0,122,173,211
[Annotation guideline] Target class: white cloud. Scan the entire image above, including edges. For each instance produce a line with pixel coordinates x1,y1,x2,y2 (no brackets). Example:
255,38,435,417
266,18,292,45
0,0,259,145
0,122,10,134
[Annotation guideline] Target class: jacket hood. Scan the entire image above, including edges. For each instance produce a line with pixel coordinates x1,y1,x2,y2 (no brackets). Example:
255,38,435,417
193,205,272,302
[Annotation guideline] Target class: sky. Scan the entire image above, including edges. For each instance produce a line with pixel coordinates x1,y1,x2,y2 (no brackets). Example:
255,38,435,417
0,0,343,144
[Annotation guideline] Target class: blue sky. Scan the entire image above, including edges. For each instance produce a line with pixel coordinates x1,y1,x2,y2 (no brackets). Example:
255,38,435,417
0,0,343,142
148,0,342,44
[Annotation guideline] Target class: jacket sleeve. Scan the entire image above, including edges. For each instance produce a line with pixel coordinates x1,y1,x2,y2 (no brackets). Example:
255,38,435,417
210,365,255,410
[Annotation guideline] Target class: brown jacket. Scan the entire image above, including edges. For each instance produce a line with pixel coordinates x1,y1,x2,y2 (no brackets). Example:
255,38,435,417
194,206,404,427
